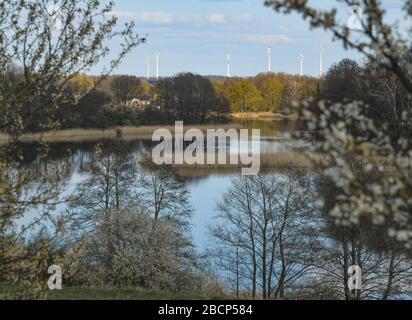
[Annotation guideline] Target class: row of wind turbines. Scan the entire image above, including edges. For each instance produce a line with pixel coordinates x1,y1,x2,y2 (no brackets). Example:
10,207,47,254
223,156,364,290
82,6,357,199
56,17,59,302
226,41,325,78
143,41,325,80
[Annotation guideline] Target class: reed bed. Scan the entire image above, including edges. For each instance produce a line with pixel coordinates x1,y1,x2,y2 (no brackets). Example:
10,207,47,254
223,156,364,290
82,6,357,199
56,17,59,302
0,124,245,144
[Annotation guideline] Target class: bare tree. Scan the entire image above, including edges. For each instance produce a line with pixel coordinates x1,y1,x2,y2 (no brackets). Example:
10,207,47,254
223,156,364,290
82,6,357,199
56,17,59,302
308,219,412,300
210,168,315,299
138,157,193,230
63,149,197,291
66,144,137,235
0,0,144,297
110,75,142,105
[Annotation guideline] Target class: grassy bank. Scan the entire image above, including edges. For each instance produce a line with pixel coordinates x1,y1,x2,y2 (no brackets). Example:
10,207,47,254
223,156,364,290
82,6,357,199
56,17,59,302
47,287,220,300
141,151,313,178
0,114,296,144
0,283,227,300
0,124,245,144
230,112,296,121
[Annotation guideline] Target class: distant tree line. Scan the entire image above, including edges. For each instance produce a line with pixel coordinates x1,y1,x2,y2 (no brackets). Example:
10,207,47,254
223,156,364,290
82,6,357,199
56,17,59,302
215,73,318,114
1,69,319,133
3,72,231,132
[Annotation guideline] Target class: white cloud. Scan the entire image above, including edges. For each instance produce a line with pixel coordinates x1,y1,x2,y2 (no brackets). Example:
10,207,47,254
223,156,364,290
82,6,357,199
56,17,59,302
237,13,253,22
111,10,257,26
113,11,229,25
207,13,227,23
246,34,291,43
112,11,174,24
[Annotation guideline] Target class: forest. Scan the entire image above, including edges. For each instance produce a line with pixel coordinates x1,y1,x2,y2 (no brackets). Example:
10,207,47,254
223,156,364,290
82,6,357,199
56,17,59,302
0,69,318,132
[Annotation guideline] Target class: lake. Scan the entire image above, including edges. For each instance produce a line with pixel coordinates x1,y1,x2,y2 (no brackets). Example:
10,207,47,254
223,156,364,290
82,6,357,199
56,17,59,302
15,120,305,248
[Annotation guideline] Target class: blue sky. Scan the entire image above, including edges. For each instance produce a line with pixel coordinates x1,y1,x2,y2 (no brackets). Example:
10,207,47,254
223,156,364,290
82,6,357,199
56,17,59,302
95,0,404,77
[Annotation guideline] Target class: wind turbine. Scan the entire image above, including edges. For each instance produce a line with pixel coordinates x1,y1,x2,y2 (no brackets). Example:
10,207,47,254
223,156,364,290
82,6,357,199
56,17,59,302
226,54,231,77
267,46,272,72
155,53,160,80
145,55,151,80
319,40,324,78
299,54,304,76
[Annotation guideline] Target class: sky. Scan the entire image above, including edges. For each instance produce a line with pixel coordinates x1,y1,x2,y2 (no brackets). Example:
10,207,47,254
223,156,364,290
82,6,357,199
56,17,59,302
94,0,405,78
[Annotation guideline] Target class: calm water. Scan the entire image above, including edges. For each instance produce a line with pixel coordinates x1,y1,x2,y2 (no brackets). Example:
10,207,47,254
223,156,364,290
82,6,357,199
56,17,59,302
17,120,300,248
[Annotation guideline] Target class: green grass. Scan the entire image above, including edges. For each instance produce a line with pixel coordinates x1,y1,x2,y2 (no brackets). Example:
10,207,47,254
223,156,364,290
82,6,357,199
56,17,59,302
48,287,216,300
0,283,228,300
0,282,23,297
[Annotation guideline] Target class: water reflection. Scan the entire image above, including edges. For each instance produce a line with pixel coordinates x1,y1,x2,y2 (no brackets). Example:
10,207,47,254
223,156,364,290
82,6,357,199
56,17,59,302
8,120,300,247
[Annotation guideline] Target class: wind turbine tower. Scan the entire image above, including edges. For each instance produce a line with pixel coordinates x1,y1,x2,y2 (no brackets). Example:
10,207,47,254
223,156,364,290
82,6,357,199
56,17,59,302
319,41,324,78
226,54,230,77
299,54,304,76
145,56,151,80
155,53,160,80
267,46,272,72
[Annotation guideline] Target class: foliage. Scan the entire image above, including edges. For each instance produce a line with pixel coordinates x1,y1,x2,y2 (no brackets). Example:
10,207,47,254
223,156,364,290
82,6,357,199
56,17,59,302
0,0,144,298
266,0,412,249
63,147,200,293
154,73,230,123
74,207,195,291
215,73,317,114
254,73,285,112
215,78,263,112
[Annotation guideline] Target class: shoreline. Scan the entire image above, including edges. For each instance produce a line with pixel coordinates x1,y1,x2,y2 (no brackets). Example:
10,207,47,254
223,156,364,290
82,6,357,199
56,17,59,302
0,114,293,144
171,151,313,177
229,112,296,121
0,124,243,144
